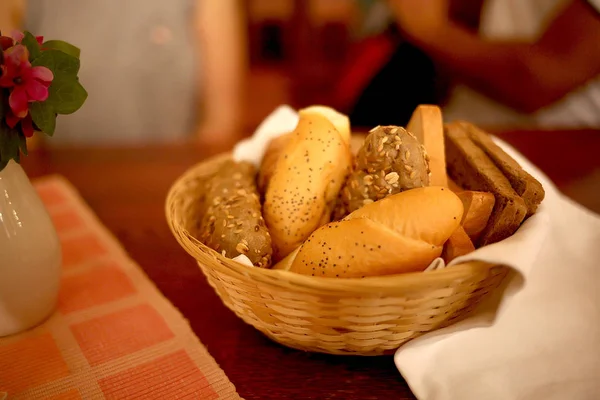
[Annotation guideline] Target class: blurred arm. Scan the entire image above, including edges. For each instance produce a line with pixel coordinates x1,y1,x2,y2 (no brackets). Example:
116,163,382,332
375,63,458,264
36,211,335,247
388,0,600,112
195,0,247,139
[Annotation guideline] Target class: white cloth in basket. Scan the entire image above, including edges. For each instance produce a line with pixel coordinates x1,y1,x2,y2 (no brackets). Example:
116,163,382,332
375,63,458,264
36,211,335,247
233,106,600,399
394,141,600,400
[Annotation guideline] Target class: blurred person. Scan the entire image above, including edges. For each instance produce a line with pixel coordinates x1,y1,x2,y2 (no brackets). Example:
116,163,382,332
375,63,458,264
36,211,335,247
340,0,600,129
1,0,247,146
335,0,485,127
389,0,600,128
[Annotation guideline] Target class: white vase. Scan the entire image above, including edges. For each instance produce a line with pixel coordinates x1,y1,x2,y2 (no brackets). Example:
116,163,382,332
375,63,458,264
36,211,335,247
0,160,61,337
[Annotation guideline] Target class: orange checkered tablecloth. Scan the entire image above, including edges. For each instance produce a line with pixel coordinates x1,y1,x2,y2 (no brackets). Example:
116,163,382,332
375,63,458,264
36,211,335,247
0,176,241,400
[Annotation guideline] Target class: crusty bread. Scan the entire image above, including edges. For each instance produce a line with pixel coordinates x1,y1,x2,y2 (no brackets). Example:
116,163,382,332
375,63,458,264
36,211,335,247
334,126,430,219
441,226,475,264
458,121,545,216
274,187,463,278
457,191,496,243
263,112,352,261
257,132,291,196
407,105,448,187
444,122,527,247
198,160,272,267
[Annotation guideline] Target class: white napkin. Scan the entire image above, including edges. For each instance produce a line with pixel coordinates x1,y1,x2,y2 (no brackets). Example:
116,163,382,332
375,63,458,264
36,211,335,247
232,105,299,168
395,141,600,400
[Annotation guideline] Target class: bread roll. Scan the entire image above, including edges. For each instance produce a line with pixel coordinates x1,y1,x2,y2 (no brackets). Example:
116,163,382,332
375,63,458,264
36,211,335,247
334,126,430,219
257,132,291,195
274,187,463,278
457,190,495,243
264,112,352,260
298,105,351,145
199,160,272,267
407,105,447,187
258,106,351,196
441,226,475,264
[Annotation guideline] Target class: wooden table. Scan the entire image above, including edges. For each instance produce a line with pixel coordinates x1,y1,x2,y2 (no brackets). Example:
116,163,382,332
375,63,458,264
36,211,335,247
21,129,600,400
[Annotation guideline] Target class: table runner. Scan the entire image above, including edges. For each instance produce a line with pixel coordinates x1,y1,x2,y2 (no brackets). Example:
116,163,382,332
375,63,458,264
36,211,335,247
0,176,241,400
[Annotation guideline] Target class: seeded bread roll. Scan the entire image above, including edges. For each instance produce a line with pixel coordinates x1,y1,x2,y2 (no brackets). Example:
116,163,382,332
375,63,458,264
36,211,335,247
334,125,430,219
298,105,351,145
274,187,463,278
263,112,352,261
198,160,272,268
257,132,291,196
258,107,351,197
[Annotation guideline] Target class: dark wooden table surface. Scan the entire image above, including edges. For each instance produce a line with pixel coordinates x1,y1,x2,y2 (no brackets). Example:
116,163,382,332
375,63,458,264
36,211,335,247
20,130,600,400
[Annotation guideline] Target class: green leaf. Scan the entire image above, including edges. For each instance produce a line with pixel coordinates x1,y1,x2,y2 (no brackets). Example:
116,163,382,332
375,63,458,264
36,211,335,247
46,75,88,114
30,101,57,136
0,123,22,165
22,31,41,60
42,40,80,59
32,50,80,78
0,104,28,170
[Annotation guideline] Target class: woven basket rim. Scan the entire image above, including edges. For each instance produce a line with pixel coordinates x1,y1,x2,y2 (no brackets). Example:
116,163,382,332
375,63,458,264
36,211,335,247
165,152,506,295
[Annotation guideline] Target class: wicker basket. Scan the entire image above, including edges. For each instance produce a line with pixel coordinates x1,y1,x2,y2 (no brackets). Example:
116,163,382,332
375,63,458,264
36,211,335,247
166,152,509,356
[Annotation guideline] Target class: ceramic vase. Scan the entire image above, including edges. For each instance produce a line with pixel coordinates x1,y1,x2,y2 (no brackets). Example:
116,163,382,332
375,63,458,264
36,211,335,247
0,160,61,337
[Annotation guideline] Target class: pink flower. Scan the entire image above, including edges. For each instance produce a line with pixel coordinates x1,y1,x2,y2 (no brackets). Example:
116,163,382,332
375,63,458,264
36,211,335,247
0,44,53,118
5,108,34,137
0,35,12,50
0,31,44,53
11,31,24,43
10,31,43,45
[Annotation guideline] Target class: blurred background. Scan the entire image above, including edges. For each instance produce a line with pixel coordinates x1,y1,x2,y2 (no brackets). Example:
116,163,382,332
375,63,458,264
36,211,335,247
1,0,599,146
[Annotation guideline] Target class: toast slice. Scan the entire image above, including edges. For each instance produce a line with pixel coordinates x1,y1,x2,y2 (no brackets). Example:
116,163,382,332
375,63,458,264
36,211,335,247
458,121,545,216
444,122,527,246
407,105,448,187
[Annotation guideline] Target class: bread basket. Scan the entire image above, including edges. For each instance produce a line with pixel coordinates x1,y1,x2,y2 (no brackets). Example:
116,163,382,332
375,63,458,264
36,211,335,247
166,152,509,356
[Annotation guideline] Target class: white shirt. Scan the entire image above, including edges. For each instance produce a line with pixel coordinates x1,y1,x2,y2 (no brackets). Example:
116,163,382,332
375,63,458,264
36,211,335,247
443,0,600,128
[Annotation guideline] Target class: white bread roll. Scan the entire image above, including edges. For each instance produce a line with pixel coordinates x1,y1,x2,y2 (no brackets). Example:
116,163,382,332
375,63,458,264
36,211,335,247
274,187,463,277
441,226,475,264
264,112,352,260
298,105,351,145
257,132,291,195
407,105,447,187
